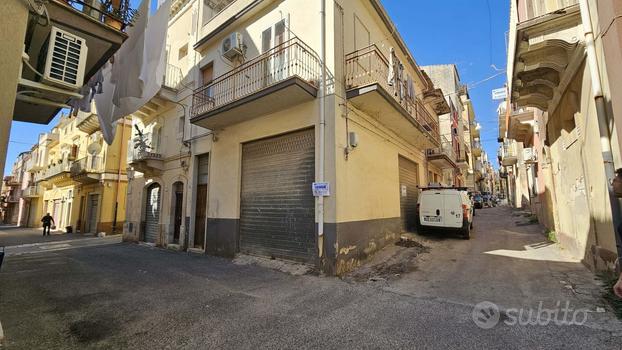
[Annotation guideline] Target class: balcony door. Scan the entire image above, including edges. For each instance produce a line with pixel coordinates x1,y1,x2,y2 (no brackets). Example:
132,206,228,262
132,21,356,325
262,19,288,87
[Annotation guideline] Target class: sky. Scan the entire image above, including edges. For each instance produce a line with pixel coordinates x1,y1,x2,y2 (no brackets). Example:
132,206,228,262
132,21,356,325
5,0,509,175
381,0,509,166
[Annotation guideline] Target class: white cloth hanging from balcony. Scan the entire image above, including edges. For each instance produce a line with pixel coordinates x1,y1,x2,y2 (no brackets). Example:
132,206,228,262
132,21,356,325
94,0,171,145
387,47,395,87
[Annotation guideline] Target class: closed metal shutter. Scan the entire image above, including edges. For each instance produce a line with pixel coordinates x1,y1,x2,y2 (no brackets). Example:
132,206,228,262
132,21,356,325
86,195,99,233
398,156,419,232
144,184,161,243
240,128,315,263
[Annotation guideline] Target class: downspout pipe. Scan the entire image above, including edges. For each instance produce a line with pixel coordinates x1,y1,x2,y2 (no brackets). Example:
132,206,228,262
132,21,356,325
317,0,326,258
579,0,622,263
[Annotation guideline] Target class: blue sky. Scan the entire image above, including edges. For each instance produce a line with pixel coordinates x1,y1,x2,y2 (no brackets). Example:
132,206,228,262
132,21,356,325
382,0,509,166
5,0,508,175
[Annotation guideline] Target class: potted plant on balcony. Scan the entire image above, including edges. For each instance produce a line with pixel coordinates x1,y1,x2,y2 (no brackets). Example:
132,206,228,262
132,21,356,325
100,0,138,30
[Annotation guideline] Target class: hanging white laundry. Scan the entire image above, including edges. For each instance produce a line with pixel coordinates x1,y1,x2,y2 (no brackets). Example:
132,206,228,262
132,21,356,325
94,0,172,145
387,47,395,87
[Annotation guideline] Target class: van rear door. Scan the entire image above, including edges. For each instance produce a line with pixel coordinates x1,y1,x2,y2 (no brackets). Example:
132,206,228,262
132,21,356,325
420,191,444,227
443,193,463,228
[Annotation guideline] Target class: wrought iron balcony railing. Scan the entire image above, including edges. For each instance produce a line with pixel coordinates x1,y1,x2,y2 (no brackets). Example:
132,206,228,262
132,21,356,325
163,63,183,90
345,44,440,143
191,37,321,118
70,156,104,176
426,135,456,161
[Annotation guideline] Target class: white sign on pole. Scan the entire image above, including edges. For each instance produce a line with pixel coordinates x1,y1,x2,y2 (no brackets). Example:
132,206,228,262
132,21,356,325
312,182,330,197
401,185,407,197
492,88,507,100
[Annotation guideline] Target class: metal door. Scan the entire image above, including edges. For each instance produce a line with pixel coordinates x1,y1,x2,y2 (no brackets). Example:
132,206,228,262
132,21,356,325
194,154,209,249
240,129,315,263
173,182,183,244
398,156,419,232
86,194,99,233
144,184,161,243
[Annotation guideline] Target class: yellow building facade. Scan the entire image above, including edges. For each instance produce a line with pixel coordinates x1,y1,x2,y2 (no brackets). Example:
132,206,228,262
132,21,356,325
24,113,131,235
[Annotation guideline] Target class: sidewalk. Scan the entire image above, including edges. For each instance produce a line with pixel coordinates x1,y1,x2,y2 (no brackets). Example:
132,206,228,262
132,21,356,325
0,225,95,247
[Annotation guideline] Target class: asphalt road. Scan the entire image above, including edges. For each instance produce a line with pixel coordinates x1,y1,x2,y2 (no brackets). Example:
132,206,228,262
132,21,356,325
0,207,620,349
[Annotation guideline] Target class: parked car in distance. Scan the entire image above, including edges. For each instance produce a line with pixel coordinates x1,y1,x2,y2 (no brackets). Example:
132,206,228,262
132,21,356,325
416,186,474,239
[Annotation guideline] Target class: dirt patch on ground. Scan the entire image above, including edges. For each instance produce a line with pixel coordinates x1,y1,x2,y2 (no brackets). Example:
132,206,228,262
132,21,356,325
344,237,430,283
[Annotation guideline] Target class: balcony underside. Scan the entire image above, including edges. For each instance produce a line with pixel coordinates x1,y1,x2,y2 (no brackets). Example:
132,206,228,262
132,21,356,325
15,0,127,124
76,113,100,135
502,157,518,166
42,172,73,187
71,173,101,184
456,159,469,169
472,148,482,157
427,155,457,169
511,7,583,114
191,77,317,130
346,84,438,149
129,158,164,176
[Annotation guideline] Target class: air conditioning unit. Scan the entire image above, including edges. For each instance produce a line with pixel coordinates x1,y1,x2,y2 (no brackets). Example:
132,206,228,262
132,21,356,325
40,26,88,90
221,32,243,60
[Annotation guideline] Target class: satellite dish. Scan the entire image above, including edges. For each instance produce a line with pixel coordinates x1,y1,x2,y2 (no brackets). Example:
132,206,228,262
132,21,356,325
87,142,102,155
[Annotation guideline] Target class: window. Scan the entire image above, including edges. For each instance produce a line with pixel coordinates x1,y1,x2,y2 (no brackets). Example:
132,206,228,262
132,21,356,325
178,44,188,60
200,63,213,86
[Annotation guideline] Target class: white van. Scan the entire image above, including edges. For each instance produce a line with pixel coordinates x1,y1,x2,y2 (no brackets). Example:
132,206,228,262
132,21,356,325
416,186,474,239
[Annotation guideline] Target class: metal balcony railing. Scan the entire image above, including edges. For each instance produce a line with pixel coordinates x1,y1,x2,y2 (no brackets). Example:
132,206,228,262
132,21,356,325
129,133,162,163
23,185,42,197
163,63,183,90
191,37,322,118
63,0,137,31
36,162,71,181
344,44,440,143
516,0,578,23
70,156,104,176
426,135,455,161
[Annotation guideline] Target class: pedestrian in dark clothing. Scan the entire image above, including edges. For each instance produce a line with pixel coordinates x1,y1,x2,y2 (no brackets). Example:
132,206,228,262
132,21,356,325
41,213,54,236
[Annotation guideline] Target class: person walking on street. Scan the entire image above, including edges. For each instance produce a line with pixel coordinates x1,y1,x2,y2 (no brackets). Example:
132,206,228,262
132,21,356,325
41,213,54,236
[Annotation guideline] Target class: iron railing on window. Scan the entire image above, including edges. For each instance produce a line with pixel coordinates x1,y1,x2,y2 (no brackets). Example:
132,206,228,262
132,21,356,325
345,44,440,143
191,37,322,118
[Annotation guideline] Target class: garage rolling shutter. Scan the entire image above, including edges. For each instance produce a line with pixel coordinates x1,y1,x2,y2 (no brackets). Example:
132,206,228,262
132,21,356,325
240,128,316,263
399,156,419,232
144,183,161,243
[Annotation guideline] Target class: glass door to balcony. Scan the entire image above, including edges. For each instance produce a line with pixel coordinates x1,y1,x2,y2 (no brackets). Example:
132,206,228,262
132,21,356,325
262,19,287,87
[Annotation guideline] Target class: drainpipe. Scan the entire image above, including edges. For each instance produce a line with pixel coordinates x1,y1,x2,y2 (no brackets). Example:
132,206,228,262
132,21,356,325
579,0,622,263
317,0,326,258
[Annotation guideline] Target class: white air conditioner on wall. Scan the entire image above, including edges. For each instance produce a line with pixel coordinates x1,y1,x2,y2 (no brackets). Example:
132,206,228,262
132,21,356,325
40,26,88,90
221,32,243,60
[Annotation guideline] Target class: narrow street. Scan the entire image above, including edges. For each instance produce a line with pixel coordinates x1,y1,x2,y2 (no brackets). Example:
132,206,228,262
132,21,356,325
0,206,619,349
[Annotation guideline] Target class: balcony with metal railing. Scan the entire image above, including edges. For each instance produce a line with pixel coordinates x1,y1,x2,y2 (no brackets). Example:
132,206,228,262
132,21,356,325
70,156,104,183
35,161,72,187
23,185,43,198
501,142,518,166
345,44,440,149
128,134,164,175
516,0,578,23
426,136,457,169
191,37,321,130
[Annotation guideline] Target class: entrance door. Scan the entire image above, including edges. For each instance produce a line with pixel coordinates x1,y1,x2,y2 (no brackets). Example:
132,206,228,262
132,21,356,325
144,184,161,243
240,129,315,263
193,154,209,249
86,194,99,233
173,182,184,244
398,156,419,232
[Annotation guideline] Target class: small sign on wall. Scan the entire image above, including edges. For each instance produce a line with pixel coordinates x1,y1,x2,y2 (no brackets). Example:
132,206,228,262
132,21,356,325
312,182,330,197
401,185,407,197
